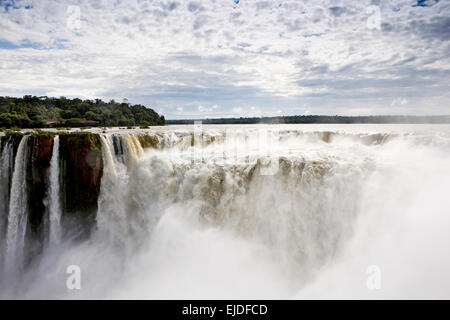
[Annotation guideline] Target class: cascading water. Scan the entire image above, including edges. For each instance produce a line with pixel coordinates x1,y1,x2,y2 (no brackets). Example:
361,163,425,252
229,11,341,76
97,134,153,257
5,135,29,275
0,139,13,268
47,135,62,245
97,135,128,249
1,124,450,299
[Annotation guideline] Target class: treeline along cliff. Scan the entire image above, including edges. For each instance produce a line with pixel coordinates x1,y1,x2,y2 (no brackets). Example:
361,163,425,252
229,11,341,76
0,96,165,128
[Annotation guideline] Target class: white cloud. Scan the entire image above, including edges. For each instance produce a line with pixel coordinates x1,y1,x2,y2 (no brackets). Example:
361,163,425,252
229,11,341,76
0,0,448,118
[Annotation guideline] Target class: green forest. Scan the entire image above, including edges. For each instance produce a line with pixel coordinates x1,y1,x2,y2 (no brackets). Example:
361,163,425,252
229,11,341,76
0,95,165,128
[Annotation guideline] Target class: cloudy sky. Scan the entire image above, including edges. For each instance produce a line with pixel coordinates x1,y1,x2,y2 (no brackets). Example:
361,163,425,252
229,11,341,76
0,0,449,119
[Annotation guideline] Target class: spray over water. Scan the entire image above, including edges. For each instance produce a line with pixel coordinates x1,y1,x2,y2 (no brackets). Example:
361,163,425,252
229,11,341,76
5,136,29,276
1,125,450,299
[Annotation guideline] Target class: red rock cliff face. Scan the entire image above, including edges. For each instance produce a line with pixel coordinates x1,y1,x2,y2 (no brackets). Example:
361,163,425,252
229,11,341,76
2,133,103,243
1,132,104,269
26,135,53,229
1,134,23,157
25,135,54,263
59,133,103,238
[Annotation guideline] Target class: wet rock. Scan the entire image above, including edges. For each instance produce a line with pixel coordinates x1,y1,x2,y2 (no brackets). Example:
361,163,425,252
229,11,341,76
138,134,160,149
25,135,54,264
59,133,103,238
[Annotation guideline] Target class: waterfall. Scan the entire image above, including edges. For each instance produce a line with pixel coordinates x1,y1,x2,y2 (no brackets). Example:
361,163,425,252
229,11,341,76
5,135,29,273
97,135,128,249
0,140,13,233
122,135,144,168
47,135,62,245
97,135,118,236
96,134,145,254
0,139,13,268
1,126,450,298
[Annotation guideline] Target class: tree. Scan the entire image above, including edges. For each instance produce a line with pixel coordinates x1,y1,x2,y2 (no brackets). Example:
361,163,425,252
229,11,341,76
0,95,166,127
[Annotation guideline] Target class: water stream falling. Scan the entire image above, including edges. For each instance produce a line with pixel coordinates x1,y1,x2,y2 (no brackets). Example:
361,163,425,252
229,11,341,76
0,138,13,268
47,135,62,245
1,125,450,298
5,135,29,275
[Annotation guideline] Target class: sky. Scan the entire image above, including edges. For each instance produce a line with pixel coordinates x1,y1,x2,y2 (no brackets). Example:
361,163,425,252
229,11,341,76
0,0,449,119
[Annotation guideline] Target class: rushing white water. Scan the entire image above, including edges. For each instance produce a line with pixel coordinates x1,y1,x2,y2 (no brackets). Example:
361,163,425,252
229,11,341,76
5,135,29,275
0,139,13,268
1,124,450,299
47,135,62,245
0,141,13,229
97,135,128,251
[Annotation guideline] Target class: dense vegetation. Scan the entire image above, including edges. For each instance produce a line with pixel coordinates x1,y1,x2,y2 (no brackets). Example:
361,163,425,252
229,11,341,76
166,115,450,125
0,95,165,128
